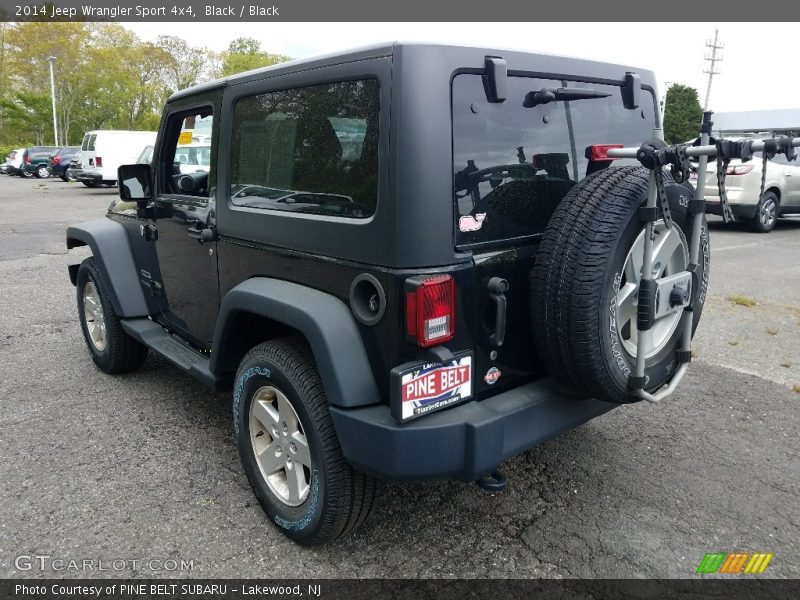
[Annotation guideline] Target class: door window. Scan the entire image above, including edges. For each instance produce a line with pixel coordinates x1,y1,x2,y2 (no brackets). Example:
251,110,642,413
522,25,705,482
159,108,214,200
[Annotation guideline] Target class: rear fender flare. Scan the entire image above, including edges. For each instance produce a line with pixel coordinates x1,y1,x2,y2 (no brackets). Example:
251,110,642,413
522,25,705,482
211,278,379,408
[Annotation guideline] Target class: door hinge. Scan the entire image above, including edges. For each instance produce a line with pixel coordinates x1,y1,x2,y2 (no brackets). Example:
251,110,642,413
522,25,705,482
140,223,158,241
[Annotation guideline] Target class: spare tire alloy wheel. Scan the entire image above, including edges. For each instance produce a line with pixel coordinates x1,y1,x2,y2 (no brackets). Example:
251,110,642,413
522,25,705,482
616,222,688,359
531,166,710,404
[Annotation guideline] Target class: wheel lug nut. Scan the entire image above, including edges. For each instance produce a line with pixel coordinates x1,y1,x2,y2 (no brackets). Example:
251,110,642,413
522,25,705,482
289,443,296,453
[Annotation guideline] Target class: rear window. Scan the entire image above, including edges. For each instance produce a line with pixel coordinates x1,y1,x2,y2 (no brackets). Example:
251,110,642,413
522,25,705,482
81,134,96,152
230,79,379,219
453,74,656,246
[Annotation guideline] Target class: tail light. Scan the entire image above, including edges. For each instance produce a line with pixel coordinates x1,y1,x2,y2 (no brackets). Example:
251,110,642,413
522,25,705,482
25,155,31,164
52,156,61,165
726,164,754,176
405,275,455,348
95,156,103,168
588,144,624,161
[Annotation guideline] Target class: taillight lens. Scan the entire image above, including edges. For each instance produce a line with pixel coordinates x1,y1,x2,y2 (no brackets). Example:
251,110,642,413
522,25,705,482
726,164,754,176
25,155,31,163
405,275,455,348
52,156,61,165
588,144,624,161
95,156,103,168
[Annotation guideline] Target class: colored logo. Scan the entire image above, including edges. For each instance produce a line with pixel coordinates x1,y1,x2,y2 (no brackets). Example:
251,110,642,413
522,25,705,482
696,552,773,574
484,367,501,385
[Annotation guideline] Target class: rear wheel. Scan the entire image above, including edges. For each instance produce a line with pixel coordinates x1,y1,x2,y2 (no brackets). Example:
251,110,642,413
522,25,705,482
35,165,49,178
233,339,376,545
530,166,710,404
750,191,778,233
82,181,97,188
21,170,34,178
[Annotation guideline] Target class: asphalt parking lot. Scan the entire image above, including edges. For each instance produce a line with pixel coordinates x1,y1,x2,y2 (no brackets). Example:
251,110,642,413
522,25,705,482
0,174,798,579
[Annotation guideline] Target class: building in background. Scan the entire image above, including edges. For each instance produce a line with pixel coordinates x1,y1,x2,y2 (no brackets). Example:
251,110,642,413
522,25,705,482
712,108,800,137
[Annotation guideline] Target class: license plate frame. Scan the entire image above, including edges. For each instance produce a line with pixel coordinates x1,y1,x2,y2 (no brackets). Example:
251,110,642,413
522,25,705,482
390,352,473,423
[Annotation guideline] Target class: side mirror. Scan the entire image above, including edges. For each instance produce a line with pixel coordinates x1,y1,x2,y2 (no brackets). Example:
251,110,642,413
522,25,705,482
118,163,153,202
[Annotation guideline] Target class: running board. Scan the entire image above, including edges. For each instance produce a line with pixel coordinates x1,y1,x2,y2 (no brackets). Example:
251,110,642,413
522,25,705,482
120,318,232,391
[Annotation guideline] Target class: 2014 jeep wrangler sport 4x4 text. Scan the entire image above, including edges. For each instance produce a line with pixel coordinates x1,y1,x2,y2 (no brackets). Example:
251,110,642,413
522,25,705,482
67,43,709,545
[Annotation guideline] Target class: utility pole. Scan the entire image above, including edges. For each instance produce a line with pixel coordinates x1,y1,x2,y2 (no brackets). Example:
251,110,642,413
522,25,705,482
703,28,723,110
47,56,58,146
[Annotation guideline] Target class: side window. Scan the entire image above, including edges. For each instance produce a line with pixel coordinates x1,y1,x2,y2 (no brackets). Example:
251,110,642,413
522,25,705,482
230,79,379,219
159,109,214,200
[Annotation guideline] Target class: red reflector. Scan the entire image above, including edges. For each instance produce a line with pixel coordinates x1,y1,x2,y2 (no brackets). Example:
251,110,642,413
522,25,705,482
726,164,754,176
405,275,455,348
589,144,624,161
95,156,103,168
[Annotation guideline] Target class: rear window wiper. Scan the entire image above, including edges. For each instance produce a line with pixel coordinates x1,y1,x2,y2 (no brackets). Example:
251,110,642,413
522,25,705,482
523,87,611,108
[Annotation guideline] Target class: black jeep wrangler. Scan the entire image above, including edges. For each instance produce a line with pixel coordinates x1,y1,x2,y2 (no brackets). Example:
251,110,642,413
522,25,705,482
67,43,709,545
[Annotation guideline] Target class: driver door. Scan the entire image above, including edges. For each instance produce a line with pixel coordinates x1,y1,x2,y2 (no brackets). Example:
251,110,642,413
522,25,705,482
149,102,219,346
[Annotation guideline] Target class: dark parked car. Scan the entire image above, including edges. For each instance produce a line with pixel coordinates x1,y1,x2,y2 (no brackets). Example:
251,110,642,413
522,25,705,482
66,43,710,545
19,146,60,178
49,146,80,181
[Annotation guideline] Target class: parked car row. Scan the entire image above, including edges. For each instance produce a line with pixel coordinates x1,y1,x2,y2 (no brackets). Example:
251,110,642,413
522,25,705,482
690,136,800,233
1,130,158,186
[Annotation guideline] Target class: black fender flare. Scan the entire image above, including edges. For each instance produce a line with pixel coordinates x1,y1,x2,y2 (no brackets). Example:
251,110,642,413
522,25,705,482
66,219,150,318
211,278,380,408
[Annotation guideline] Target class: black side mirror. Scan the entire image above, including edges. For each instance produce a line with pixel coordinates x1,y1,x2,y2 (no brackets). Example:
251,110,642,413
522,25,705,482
118,163,153,202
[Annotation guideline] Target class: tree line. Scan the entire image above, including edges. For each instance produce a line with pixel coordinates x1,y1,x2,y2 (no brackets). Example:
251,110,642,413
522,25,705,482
0,22,289,156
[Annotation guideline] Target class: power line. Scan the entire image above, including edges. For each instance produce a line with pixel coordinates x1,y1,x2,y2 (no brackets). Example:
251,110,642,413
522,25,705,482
703,28,723,110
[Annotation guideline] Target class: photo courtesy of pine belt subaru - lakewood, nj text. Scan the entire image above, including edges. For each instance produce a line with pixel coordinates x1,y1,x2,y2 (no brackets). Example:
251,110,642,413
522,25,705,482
66,43,711,545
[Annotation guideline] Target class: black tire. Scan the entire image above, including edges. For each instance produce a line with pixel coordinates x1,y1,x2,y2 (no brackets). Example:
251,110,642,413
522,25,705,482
233,338,376,545
82,181,97,188
21,170,34,178
60,174,69,182
76,257,148,374
531,166,710,404
750,190,779,233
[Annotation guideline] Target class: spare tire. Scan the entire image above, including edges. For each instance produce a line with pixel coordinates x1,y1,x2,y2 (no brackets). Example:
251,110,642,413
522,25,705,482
530,166,710,404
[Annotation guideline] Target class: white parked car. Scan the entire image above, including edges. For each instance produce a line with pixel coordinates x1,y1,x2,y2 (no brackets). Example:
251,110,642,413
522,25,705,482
5,148,25,175
76,130,157,187
692,139,800,232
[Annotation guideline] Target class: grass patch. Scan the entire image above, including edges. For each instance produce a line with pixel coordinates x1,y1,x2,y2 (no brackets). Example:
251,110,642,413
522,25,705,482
793,385,800,394
728,339,740,346
781,361,792,368
767,327,779,336
728,295,758,307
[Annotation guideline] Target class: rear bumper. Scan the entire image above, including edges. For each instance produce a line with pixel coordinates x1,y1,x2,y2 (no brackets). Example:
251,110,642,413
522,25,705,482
76,170,102,184
330,378,615,482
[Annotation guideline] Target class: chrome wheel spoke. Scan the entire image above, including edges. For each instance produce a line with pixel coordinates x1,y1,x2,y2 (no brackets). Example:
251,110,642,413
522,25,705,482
251,396,280,432
277,393,299,434
289,431,311,468
256,441,284,476
285,462,308,504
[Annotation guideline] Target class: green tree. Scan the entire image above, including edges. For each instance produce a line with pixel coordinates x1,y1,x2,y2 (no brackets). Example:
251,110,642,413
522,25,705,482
157,35,206,92
663,84,703,144
221,37,289,77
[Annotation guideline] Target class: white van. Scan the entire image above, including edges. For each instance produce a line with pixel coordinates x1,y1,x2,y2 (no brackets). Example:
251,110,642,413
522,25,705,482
77,130,157,187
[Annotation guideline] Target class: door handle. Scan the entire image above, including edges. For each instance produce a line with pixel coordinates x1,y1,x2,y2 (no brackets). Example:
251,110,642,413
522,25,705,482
487,277,509,347
187,225,216,244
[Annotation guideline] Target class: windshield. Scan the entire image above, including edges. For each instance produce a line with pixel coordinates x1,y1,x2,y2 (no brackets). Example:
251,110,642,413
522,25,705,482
453,74,656,246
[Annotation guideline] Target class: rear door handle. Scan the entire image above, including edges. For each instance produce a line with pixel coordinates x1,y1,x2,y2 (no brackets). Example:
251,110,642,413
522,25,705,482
487,277,509,347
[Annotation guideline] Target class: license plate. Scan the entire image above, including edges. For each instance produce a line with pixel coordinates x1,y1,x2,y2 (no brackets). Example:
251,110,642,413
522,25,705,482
390,352,473,422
